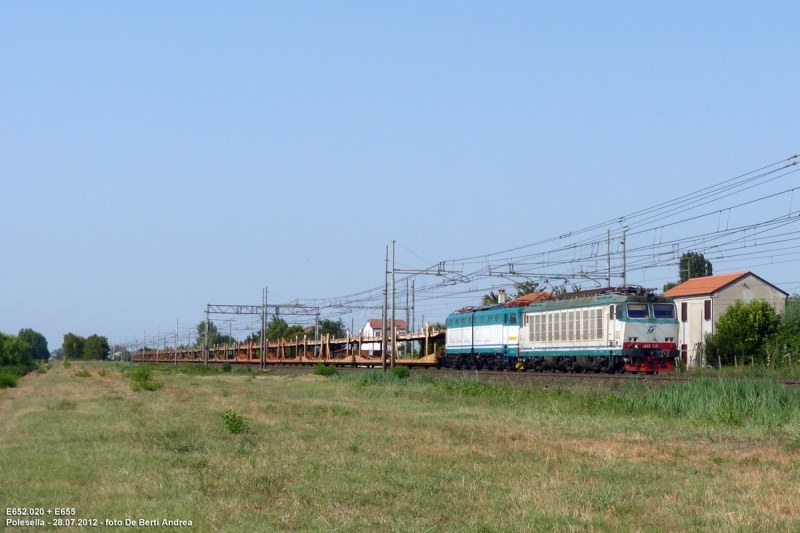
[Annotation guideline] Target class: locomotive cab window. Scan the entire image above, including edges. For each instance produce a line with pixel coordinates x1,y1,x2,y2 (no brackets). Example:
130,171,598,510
626,303,650,319
653,303,676,319
509,314,517,325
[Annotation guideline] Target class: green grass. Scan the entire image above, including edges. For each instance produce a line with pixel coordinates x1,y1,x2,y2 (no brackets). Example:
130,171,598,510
312,362,338,376
686,363,800,379
2,362,800,532
623,378,800,426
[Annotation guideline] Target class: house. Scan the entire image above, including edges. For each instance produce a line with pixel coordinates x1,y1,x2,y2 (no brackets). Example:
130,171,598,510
663,271,788,368
361,319,406,355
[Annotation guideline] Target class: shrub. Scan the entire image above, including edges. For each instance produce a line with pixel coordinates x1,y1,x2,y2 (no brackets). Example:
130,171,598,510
312,363,338,377
74,370,91,378
130,366,163,391
391,365,411,379
222,409,249,434
36,367,47,374
98,369,106,377
63,361,72,368
707,300,782,366
221,362,232,372
0,364,33,377
0,373,18,388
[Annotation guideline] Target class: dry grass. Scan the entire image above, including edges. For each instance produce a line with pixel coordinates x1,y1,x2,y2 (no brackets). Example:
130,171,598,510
1,361,800,532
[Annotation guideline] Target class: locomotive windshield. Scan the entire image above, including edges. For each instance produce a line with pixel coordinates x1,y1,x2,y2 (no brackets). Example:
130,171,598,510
653,303,676,319
626,303,650,319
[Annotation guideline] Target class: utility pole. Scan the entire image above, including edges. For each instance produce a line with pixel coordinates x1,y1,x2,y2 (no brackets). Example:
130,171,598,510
621,229,627,287
204,305,210,366
411,279,415,333
391,240,396,369
261,287,266,371
606,229,611,288
381,245,388,372
174,319,178,366
405,278,409,358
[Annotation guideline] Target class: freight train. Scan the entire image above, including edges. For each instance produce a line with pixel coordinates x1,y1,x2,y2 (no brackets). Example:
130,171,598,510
442,287,679,373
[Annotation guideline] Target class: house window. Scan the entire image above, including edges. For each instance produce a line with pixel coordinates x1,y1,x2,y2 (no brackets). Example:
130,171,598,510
681,302,688,322
704,300,711,321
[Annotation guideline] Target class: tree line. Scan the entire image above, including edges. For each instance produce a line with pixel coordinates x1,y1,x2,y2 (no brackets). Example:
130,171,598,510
62,333,110,360
193,318,346,346
0,328,50,387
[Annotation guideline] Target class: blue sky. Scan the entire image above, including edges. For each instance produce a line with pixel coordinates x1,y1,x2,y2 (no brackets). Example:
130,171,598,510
2,2,799,348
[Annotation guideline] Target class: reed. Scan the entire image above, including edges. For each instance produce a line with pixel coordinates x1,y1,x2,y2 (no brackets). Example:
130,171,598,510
623,378,800,426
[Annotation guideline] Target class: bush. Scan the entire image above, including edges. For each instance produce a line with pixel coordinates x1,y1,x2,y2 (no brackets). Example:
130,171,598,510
391,365,410,379
222,409,249,434
98,369,106,377
221,362,232,372
312,363,338,377
0,373,18,388
130,366,163,391
706,300,782,366
0,364,34,377
63,361,72,368
74,370,91,378
36,367,47,374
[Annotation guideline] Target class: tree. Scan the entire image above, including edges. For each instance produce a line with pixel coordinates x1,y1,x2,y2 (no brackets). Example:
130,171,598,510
17,329,48,360
318,318,345,338
512,281,540,299
83,335,110,360
195,320,219,346
481,291,499,305
679,252,713,283
62,333,85,359
784,294,800,336
266,317,288,341
706,300,782,365
0,332,34,368
663,281,679,293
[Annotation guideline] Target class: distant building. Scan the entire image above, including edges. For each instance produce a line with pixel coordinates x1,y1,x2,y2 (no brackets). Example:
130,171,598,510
361,319,406,355
663,271,788,368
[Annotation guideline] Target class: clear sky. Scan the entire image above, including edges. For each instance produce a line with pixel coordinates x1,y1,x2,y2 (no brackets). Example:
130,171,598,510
2,2,799,349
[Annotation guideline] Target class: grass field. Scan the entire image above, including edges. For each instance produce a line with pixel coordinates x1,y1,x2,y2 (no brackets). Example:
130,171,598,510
2,362,800,532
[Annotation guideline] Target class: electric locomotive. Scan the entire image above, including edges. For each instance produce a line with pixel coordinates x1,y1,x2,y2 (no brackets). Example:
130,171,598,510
443,287,680,373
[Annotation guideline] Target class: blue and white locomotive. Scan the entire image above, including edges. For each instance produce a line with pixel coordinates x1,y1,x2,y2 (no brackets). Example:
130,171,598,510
443,287,680,373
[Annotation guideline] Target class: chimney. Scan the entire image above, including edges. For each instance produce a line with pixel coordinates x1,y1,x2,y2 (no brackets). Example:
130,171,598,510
498,290,506,304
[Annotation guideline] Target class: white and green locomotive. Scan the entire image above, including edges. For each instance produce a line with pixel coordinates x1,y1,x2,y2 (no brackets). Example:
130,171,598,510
443,287,679,373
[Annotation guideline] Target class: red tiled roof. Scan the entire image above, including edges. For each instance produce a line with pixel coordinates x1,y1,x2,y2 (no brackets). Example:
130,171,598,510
367,319,406,330
507,292,553,305
663,271,749,298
